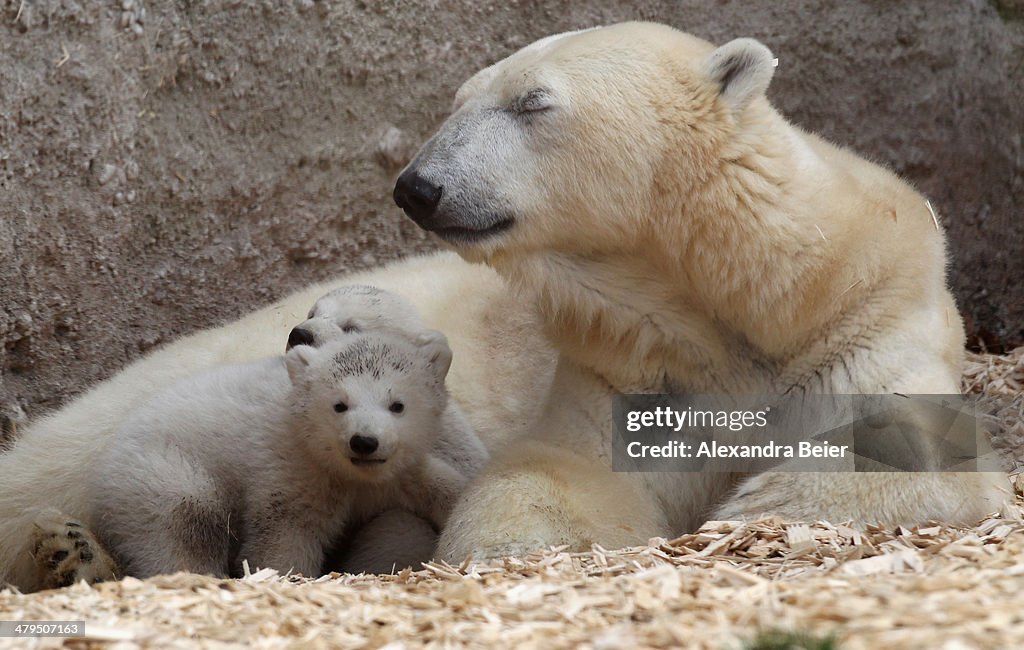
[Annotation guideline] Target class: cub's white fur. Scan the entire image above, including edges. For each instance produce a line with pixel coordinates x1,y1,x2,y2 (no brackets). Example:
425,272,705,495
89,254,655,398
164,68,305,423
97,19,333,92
291,285,490,480
26,286,489,586
1,275,524,590
90,331,471,578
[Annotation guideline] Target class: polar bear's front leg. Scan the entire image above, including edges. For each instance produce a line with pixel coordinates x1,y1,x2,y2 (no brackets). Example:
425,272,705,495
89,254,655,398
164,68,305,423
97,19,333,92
329,509,438,574
237,515,326,578
401,454,472,530
714,470,1007,527
437,442,669,562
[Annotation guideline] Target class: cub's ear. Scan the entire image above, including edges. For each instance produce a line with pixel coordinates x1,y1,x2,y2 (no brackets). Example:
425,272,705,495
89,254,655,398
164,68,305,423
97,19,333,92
415,329,453,381
285,345,318,383
704,38,776,110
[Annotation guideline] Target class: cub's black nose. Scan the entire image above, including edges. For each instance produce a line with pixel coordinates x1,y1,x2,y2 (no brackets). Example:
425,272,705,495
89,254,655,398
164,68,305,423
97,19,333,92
349,435,379,456
393,169,442,227
286,327,315,351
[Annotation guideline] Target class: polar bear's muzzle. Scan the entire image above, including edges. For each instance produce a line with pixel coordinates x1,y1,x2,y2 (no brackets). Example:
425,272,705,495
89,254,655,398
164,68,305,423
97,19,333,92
393,169,442,226
393,164,515,245
426,215,516,246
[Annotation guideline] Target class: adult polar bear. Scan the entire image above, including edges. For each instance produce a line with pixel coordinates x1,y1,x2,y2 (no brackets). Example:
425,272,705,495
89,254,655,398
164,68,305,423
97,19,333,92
0,22,1002,586
391,22,1004,559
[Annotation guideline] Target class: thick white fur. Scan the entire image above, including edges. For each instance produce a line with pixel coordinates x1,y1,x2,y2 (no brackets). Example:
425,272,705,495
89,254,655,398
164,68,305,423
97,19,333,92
330,509,440,575
0,258,554,589
395,22,1005,560
0,22,1006,583
89,331,477,579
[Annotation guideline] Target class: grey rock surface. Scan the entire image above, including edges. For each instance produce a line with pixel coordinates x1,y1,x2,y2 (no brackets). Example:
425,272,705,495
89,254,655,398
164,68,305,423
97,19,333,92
1,0,1021,418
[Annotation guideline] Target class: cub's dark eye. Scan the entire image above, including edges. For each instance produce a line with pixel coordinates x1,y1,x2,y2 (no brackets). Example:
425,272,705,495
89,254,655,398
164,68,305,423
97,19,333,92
333,402,348,413
341,322,359,333
389,402,405,414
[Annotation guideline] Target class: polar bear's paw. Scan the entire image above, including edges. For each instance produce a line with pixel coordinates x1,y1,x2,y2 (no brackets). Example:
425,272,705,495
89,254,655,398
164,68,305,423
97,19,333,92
713,472,820,523
443,536,569,564
469,540,553,560
31,510,119,589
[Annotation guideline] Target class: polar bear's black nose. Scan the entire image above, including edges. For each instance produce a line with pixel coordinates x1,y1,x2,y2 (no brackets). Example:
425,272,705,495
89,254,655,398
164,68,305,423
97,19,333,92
286,327,315,351
393,169,442,226
349,435,379,456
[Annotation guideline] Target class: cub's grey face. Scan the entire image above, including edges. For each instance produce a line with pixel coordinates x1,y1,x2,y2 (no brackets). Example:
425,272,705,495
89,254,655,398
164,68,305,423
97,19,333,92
285,334,452,483
313,371,438,483
393,26,664,261
286,285,426,352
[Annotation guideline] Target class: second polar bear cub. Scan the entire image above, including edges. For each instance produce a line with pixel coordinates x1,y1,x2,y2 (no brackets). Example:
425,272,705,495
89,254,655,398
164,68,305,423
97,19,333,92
89,326,469,579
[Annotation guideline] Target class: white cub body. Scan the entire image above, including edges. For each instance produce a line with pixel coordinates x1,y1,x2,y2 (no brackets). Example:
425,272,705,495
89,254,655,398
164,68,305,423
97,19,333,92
91,332,471,579
1,277,510,590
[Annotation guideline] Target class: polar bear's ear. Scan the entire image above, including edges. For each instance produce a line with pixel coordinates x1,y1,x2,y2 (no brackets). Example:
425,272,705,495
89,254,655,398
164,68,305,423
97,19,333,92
285,345,318,383
704,38,776,111
415,329,453,381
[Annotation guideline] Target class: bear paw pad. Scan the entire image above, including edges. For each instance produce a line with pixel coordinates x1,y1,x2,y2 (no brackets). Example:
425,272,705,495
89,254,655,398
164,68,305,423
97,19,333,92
30,510,118,589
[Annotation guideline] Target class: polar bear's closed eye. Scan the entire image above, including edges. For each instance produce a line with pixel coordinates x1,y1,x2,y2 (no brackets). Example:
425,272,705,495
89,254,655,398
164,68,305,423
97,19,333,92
451,27,597,112
510,89,553,115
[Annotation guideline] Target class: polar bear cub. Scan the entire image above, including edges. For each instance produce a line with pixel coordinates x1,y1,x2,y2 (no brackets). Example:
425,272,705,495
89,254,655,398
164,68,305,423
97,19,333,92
88,328,470,579
290,285,489,481
288,284,430,350
24,284,487,588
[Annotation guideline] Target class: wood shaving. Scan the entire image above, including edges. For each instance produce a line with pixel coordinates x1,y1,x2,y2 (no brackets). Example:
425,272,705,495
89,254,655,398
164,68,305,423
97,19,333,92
1,348,1021,649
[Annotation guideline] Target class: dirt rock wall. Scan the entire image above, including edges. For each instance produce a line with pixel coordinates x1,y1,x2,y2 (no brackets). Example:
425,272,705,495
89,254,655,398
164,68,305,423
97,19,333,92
1,0,1022,419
